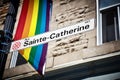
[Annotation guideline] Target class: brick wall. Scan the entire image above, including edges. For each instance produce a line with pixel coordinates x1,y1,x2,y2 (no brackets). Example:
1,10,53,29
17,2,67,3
0,1,11,69
46,0,96,69
0,1,9,30
2,0,120,79
46,0,120,70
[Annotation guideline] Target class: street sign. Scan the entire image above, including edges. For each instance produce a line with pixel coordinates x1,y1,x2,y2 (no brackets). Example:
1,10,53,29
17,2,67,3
10,18,95,52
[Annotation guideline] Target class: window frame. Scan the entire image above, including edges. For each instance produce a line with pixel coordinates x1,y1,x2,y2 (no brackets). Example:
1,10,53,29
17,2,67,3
9,51,18,68
96,0,120,45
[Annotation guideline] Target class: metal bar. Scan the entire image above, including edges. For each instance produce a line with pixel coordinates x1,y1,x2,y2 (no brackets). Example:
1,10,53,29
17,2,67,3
117,6,120,39
114,15,118,40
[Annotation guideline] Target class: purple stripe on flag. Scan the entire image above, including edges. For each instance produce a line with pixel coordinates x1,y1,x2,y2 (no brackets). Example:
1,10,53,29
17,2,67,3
38,0,50,74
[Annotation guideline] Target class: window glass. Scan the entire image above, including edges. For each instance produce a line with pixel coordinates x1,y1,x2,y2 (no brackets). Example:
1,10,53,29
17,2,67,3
99,0,120,9
97,0,120,45
102,7,119,42
16,53,27,66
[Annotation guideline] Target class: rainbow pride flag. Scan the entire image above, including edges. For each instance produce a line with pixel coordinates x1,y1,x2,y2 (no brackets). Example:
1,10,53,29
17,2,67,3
13,0,52,75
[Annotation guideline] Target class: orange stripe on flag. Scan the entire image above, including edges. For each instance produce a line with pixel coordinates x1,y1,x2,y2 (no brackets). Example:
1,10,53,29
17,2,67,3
22,0,34,38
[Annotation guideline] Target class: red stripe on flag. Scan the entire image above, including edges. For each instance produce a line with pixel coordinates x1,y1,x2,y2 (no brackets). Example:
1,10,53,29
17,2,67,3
14,0,29,40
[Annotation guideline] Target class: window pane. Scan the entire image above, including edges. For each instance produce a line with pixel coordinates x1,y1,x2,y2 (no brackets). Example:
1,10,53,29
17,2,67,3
99,0,120,9
16,53,27,66
102,7,119,43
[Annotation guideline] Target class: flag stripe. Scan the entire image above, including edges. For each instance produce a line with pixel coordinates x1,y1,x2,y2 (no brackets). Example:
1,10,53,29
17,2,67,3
14,0,29,40
22,0,34,39
23,0,39,61
29,0,42,67
34,0,47,70
38,1,50,73
20,0,34,55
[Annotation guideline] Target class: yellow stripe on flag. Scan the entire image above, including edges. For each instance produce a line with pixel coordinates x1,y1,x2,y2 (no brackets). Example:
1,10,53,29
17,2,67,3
23,0,39,60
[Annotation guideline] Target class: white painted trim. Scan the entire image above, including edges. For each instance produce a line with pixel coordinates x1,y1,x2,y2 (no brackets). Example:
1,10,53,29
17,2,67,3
9,51,18,68
99,13,103,44
96,0,100,45
96,0,102,45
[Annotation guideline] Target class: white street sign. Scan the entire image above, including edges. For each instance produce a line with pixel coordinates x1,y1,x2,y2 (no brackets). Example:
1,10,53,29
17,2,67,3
10,18,95,52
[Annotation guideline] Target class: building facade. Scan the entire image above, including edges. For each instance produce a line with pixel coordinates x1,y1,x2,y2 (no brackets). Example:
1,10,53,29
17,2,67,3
1,0,120,80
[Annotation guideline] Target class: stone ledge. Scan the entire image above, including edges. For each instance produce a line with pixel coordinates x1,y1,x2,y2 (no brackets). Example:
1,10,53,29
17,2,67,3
53,51,82,66
3,63,36,79
46,57,54,68
82,40,120,59
51,40,120,67
46,49,120,72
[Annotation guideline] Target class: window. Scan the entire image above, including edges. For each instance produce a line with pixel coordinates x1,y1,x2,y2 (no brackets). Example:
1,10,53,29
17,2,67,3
97,0,120,45
9,51,27,68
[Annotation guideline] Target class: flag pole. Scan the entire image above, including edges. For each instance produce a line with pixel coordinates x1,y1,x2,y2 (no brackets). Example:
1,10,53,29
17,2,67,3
0,0,19,79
